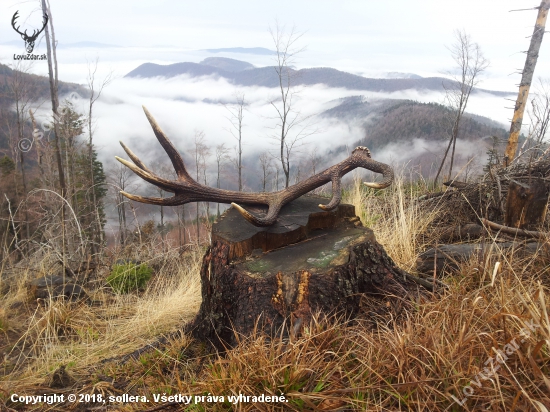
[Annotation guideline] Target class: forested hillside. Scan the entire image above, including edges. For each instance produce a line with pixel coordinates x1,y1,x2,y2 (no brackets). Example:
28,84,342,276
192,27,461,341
321,97,508,156
0,63,87,152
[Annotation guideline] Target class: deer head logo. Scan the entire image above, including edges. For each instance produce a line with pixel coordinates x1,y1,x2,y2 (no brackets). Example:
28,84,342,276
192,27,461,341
11,11,49,54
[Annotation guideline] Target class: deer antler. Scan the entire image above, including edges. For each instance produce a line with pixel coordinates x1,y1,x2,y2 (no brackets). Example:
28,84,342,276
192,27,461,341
116,106,394,226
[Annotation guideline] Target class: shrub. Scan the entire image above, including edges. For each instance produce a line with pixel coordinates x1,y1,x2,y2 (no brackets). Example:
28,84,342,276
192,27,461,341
107,263,153,293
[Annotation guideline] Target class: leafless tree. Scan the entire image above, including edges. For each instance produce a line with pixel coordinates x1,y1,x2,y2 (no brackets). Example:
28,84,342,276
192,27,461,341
504,0,549,164
86,57,113,257
41,0,65,194
268,21,317,188
107,162,134,247
308,147,322,176
530,78,550,146
293,160,302,185
215,143,230,217
150,163,174,246
192,131,210,243
258,151,273,192
224,91,246,191
434,29,489,183
41,0,70,271
5,61,38,245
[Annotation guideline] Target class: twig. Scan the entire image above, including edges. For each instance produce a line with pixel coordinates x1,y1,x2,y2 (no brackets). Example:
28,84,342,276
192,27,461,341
395,267,447,291
488,166,504,214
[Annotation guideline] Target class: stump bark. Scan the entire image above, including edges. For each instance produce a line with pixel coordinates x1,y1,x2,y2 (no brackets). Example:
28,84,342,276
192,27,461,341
505,178,550,229
191,195,420,349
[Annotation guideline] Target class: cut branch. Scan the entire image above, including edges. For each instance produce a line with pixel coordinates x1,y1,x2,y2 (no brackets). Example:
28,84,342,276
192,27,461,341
481,218,547,239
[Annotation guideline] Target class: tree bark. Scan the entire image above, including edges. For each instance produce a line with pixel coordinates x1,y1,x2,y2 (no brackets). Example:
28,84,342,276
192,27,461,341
504,178,550,229
190,195,420,349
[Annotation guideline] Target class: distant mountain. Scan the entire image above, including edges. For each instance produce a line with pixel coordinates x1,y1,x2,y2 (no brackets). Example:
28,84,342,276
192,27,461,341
203,47,276,55
321,96,508,151
125,62,221,79
125,59,513,96
385,72,423,79
200,57,254,72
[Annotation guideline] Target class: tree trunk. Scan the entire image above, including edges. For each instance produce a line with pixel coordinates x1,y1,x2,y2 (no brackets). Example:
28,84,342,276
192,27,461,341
505,178,550,229
504,0,550,164
190,195,420,350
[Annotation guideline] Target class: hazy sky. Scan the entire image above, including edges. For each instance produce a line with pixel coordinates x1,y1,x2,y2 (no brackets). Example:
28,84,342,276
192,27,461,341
1,0,548,91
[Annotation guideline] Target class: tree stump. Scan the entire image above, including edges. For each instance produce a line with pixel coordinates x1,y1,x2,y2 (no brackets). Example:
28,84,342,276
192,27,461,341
190,195,420,349
505,178,550,229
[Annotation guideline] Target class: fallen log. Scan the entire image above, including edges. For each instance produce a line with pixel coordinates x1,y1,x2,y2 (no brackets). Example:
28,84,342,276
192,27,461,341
482,218,547,240
439,223,483,243
416,241,544,276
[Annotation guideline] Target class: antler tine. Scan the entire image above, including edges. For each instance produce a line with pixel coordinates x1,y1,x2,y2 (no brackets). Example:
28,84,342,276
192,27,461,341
352,147,394,189
231,202,283,227
318,174,342,211
119,141,153,174
115,156,181,193
120,191,196,206
142,106,193,182
363,164,393,189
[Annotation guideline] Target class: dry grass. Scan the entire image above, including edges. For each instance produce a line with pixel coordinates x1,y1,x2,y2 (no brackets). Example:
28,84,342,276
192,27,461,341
1,175,550,411
344,172,440,270
0,246,202,392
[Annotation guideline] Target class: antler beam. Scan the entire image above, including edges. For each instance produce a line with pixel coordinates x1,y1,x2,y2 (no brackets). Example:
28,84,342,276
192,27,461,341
116,106,394,226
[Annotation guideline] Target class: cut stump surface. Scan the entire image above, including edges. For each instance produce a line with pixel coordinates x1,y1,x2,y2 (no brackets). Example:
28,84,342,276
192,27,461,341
191,195,420,349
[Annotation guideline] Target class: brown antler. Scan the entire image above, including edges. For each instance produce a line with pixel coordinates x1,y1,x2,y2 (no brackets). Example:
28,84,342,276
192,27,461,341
115,106,394,226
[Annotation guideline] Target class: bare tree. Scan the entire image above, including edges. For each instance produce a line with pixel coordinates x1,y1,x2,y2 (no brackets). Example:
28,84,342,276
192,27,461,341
308,147,322,176
215,143,230,217
175,205,186,250
268,21,317,188
41,0,69,270
150,163,174,246
517,78,550,160
41,0,65,195
258,151,273,192
5,61,38,245
107,162,134,247
504,0,549,164
192,131,210,243
86,58,113,257
224,91,246,191
530,78,550,146
434,29,489,183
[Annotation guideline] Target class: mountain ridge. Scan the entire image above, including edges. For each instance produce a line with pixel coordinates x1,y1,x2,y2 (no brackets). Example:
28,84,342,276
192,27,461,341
124,58,513,96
